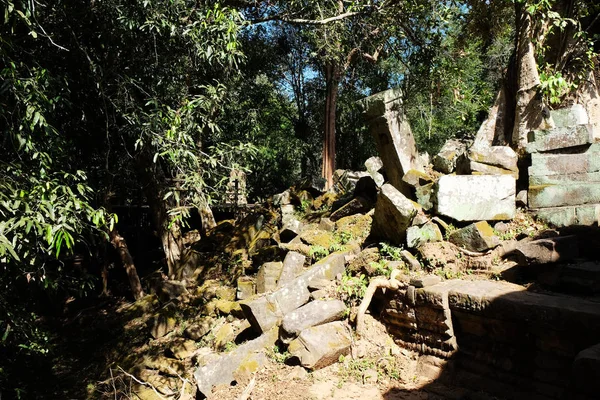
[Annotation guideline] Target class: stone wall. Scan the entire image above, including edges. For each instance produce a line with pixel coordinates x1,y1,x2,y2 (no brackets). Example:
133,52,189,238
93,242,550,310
382,279,600,399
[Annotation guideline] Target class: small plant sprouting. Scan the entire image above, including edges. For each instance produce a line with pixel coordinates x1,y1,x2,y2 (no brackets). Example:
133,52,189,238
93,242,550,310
309,245,329,261
379,242,403,261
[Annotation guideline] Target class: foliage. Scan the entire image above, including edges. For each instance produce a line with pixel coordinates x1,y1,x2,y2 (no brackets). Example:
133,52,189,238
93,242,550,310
337,273,368,308
308,245,330,261
379,242,403,261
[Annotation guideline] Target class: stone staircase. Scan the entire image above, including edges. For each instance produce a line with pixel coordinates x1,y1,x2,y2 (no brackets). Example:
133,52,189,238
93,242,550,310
527,104,600,227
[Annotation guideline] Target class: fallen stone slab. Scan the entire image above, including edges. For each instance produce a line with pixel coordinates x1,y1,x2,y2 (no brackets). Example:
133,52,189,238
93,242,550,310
372,183,419,245
401,250,422,271
402,169,433,188
529,144,600,176
360,88,420,196
333,169,369,194
529,183,600,208
277,251,306,288
448,221,499,252
435,175,516,221
288,321,352,370
406,222,443,249
509,236,579,265
433,139,467,174
464,160,518,179
415,183,434,211
241,252,346,334
194,328,278,397
273,190,292,206
280,300,347,343
527,125,594,153
256,262,283,294
330,196,371,222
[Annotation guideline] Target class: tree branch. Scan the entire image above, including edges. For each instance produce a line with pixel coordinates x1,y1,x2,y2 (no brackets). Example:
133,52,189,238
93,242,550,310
250,10,364,25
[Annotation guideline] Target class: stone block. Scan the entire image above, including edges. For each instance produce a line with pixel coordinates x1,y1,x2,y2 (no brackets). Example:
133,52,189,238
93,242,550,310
435,175,516,221
415,280,471,310
406,222,443,249
448,221,499,252
365,156,384,174
529,183,600,208
527,125,594,153
572,343,600,395
256,262,283,294
277,251,306,288
529,144,600,176
194,328,278,397
280,300,347,343
288,321,351,370
280,218,302,243
410,275,442,288
469,146,518,172
360,88,420,196
529,171,600,186
533,205,600,228
433,139,467,174
416,183,434,211
402,169,433,188
330,196,371,222
372,183,419,244
550,104,589,128
236,276,255,301
511,236,579,265
467,160,519,179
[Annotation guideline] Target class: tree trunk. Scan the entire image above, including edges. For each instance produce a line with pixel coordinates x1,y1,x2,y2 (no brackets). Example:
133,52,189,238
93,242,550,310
322,62,340,190
110,230,144,300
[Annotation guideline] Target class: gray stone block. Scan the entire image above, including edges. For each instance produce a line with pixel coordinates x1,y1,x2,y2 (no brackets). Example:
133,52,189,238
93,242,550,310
529,183,600,208
288,321,351,370
435,175,516,221
527,125,594,153
280,300,347,343
372,183,419,244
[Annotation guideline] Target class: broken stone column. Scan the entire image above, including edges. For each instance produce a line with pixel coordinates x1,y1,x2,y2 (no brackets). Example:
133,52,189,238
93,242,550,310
359,88,421,197
372,183,419,245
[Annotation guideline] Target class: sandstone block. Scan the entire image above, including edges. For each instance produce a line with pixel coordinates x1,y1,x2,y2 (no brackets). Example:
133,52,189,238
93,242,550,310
330,196,371,222
280,218,303,243
288,321,351,370
529,144,600,176
277,251,306,288
256,262,283,294
435,175,516,221
469,146,518,172
372,183,419,245
534,205,600,228
406,222,443,249
448,221,499,252
527,125,594,153
236,276,255,301
550,104,589,128
280,300,347,343
365,156,384,174
529,183,600,208
511,236,579,265
433,139,467,174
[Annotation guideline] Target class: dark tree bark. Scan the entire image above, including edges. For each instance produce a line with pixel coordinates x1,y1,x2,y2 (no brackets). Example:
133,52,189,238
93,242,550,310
110,230,144,300
322,62,341,189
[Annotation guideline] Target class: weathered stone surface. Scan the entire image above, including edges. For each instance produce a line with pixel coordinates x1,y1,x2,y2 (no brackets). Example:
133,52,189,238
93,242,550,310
330,196,371,222
360,88,420,196
572,343,600,395
510,236,579,265
534,204,600,228
433,139,467,174
277,251,306,288
372,183,419,245
466,160,519,179
155,280,188,301
401,250,421,271
333,170,369,194
435,175,516,221
448,221,499,252
240,296,281,334
236,276,255,301
281,300,347,343
406,222,443,249
415,280,472,310
402,169,432,188
184,322,211,342
529,171,600,185
560,262,600,293
280,218,303,243
150,307,177,339
550,104,589,128
415,183,434,211
365,156,384,174
288,321,351,370
299,176,327,196
527,124,594,153
529,144,600,176
529,183,600,208
194,328,278,397
410,275,442,288
281,204,296,226
469,146,518,172
256,262,283,294
273,190,291,206
318,217,335,232
347,247,380,275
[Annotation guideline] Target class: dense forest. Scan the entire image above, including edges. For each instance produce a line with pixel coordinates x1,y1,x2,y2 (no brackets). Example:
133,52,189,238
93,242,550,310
1,0,599,398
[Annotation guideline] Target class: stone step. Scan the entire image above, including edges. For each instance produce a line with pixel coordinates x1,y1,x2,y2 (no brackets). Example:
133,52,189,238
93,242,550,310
529,145,600,176
528,183,600,208
533,204,600,227
527,125,594,153
559,262,600,293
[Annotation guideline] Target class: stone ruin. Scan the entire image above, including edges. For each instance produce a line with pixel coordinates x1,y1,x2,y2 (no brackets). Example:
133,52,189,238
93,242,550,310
184,88,600,399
